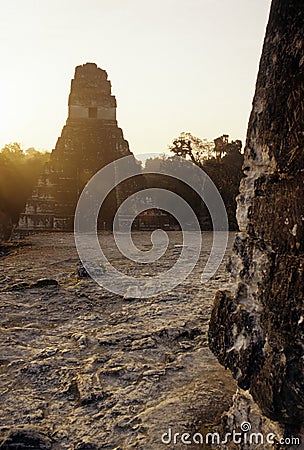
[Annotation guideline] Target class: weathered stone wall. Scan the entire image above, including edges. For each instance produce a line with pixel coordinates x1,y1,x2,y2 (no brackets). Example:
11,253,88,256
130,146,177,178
209,0,303,447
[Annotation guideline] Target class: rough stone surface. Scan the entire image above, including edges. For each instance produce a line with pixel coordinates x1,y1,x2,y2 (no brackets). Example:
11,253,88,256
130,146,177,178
17,63,141,232
209,0,304,448
0,232,236,449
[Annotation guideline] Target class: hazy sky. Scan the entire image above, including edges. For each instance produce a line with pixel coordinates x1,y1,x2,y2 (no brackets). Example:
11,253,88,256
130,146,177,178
0,0,272,155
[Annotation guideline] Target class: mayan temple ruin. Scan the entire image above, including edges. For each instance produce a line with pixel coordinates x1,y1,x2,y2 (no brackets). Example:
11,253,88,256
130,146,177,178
209,0,304,446
17,63,139,232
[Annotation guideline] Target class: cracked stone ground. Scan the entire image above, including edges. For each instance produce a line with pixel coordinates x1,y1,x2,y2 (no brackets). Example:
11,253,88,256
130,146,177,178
0,231,236,449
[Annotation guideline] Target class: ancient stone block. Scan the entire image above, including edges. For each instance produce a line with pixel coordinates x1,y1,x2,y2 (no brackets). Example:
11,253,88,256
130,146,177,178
209,0,304,438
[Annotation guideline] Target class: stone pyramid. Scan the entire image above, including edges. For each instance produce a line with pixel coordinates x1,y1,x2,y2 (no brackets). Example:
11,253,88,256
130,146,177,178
17,63,140,232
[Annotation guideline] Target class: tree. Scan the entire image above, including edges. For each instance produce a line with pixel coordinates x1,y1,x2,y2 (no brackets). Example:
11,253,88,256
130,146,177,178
214,135,228,159
168,133,244,230
0,143,50,240
144,154,167,172
214,135,242,160
169,132,214,168
0,142,24,160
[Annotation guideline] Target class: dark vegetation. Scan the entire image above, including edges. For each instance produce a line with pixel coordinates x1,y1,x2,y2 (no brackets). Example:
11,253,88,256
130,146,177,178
0,143,50,240
144,133,244,230
0,134,243,241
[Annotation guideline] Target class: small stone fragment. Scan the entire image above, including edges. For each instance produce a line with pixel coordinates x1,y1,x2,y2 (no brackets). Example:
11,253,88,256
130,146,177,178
31,279,59,288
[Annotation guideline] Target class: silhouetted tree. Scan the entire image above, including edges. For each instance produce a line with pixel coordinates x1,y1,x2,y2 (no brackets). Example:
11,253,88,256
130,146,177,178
168,133,244,230
169,132,214,168
144,154,167,172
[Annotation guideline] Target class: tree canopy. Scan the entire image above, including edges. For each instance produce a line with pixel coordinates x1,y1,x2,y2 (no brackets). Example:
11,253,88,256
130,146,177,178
169,132,215,168
0,143,50,240
167,132,244,229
